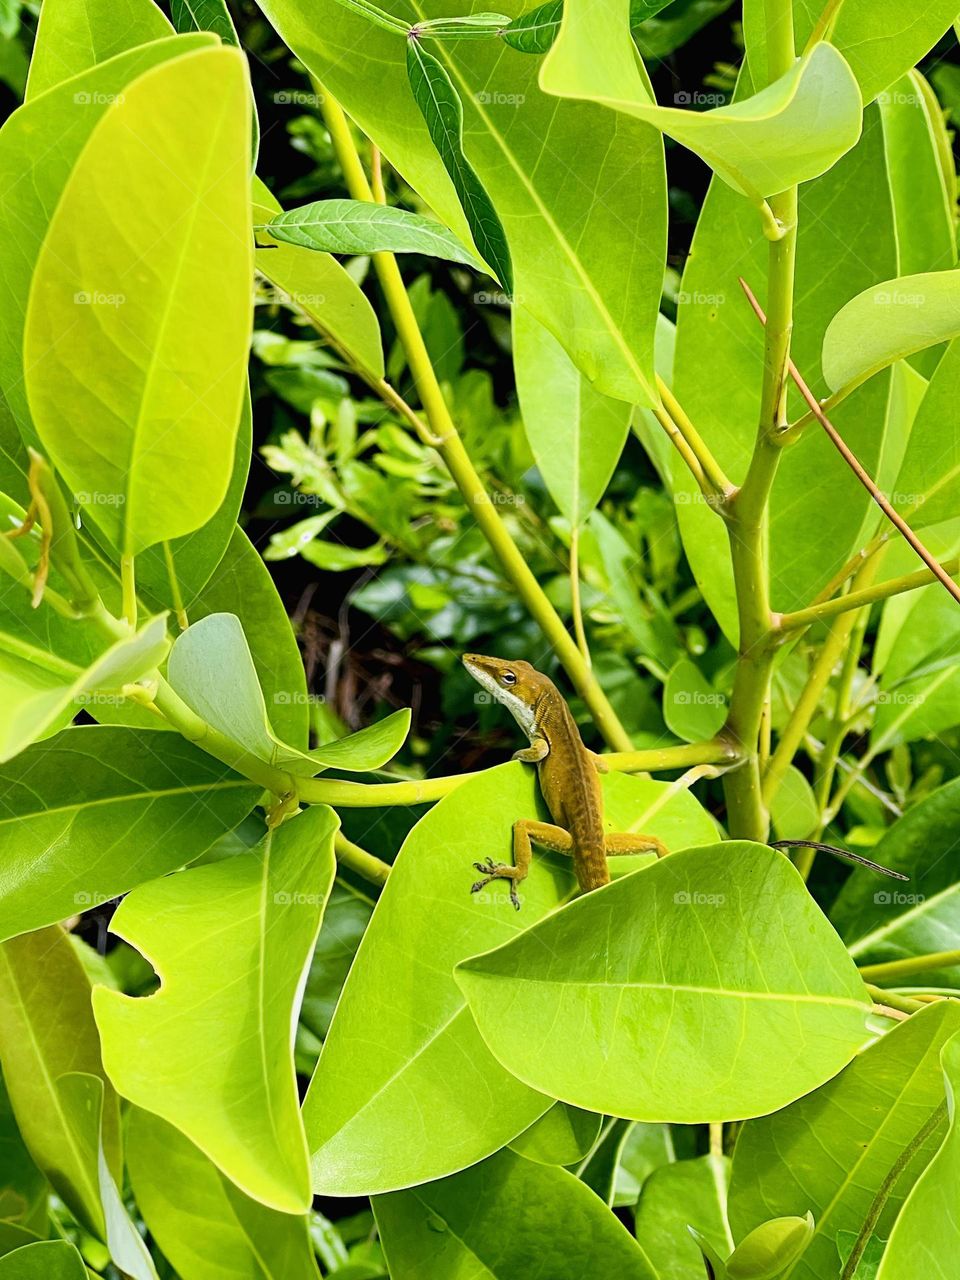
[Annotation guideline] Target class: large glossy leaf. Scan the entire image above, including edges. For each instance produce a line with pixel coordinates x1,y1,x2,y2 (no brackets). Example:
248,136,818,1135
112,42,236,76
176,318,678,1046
542,13,861,203
254,0,666,404
94,806,337,1212
457,842,875,1121
0,1077,46,1234
0,1242,87,1279
254,180,384,379
0,927,119,1238
25,0,172,98
265,198,482,268
373,1148,658,1279
127,1109,319,1280
302,762,718,1196
634,1154,733,1279
743,0,959,105
729,1002,960,1280
822,270,960,395
513,307,631,526
0,612,168,764
23,46,252,557
831,778,960,986
0,35,215,455
0,725,258,942
673,100,898,636
167,612,410,773
876,1031,960,1278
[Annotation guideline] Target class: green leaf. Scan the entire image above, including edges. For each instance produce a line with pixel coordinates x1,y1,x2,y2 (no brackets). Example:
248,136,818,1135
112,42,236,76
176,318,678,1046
265,197,482,269
837,1231,886,1279
729,1002,960,1280
822,270,960,395
299,883,374,1043
23,46,252,557
503,0,685,55
541,10,862,203
405,37,512,289
743,0,959,106
726,1214,814,1280
0,1077,46,1234
254,0,665,404
513,307,630,526
127,1109,319,1280
303,763,717,1195
876,338,960,533
0,725,258,943
509,1102,602,1166
94,806,338,1213
136,385,253,614
254,180,384,379
634,1154,732,1279
769,765,819,841
167,612,410,773
373,1148,659,1279
870,584,960,751
171,0,240,44
0,927,119,1238
663,657,727,742
457,842,874,1122
831,778,960,985
673,101,898,636
874,1031,960,1277
0,34,216,461
0,612,169,765
25,0,172,99
0,1242,87,1279
188,527,311,748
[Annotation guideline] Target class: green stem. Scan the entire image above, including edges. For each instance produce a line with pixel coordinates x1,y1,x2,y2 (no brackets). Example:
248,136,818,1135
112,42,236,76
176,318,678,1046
864,983,926,1014
334,831,391,886
162,541,189,631
120,553,137,627
838,1098,948,1280
859,951,960,983
569,525,591,665
654,377,733,501
318,88,632,752
723,190,798,837
763,553,881,827
780,555,960,633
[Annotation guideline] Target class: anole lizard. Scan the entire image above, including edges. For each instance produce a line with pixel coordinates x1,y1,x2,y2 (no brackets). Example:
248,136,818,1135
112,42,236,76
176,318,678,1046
463,653,667,908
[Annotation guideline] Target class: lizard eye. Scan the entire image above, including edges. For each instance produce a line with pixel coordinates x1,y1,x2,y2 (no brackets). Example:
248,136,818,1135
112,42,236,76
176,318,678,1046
501,671,517,685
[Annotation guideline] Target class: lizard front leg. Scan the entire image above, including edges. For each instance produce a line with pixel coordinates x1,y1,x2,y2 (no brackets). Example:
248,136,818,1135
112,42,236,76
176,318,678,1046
471,819,572,910
512,736,549,764
604,831,669,858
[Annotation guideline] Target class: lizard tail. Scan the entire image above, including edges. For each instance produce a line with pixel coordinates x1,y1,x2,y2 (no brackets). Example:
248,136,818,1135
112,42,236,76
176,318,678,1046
575,846,610,893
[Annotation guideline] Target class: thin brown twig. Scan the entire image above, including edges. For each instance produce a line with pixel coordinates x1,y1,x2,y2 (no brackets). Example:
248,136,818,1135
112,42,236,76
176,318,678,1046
739,277,960,610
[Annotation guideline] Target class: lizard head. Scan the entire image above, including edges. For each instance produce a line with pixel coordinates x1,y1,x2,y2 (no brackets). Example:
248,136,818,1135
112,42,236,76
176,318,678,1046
462,653,546,738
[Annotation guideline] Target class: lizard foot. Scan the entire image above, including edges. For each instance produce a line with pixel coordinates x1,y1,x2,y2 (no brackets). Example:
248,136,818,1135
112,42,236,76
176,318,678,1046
471,859,522,910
